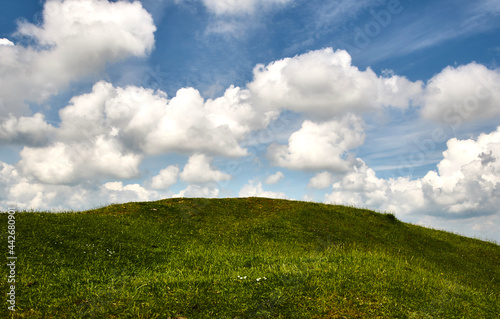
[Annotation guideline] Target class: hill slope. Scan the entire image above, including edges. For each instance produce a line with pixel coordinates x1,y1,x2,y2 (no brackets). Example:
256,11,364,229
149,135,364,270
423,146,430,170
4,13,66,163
1,197,499,318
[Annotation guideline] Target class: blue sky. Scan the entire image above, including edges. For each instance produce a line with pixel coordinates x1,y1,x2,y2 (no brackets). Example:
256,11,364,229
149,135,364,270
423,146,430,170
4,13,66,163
1,0,500,242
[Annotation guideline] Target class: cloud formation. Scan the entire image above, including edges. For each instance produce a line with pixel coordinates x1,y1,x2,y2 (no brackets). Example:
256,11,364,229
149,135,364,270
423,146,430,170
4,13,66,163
103,181,163,204
239,180,287,199
0,38,14,46
151,165,180,189
268,114,365,172
265,171,284,184
421,62,500,122
19,139,142,185
308,171,334,189
174,184,220,198
0,113,55,146
1,158,170,211
248,48,423,119
9,79,275,186
326,126,500,220
0,0,155,116
180,154,231,184
1,161,111,210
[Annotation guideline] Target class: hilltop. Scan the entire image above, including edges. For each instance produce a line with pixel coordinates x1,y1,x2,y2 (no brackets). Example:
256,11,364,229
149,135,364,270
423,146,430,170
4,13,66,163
1,197,499,318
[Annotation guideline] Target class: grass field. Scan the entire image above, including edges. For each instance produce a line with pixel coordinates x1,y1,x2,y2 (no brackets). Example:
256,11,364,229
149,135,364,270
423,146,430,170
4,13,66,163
1,197,499,318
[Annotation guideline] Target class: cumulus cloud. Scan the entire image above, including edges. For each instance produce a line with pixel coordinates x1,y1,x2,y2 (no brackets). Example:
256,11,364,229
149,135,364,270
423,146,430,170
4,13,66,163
119,85,271,157
265,171,284,184
3,72,280,186
421,62,500,122
268,114,365,172
0,0,155,116
326,159,425,215
420,129,500,215
180,154,231,184
0,162,20,202
248,48,423,119
238,180,287,199
0,38,14,46
13,79,272,185
134,85,275,156
103,181,163,204
205,85,278,137
326,126,500,219
174,184,220,198
18,139,142,185
151,165,180,189
308,171,334,189
0,161,94,210
0,113,55,146
1,159,167,210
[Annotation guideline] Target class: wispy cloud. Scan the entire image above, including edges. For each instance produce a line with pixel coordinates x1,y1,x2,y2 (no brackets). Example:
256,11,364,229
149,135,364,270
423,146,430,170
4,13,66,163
282,0,379,55
354,0,500,63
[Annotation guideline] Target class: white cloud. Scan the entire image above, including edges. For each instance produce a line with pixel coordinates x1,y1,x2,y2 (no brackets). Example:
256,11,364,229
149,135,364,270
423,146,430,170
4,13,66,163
0,0,155,116
174,184,220,198
18,138,142,185
0,113,55,146
326,159,425,215
265,171,284,184
205,85,278,137
420,129,500,215
421,62,500,122
8,180,91,211
133,85,264,157
0,38,14,46
248,48,423,119
0,162,20,202
4,77,276,186
103,181,163,203
308,171,334,189
151,165,180,189
180,154,231,184
1,159,166,210
268,114,365,173
201,0,291,16
326,126,500,219
0,161,95,210
238,180,287,199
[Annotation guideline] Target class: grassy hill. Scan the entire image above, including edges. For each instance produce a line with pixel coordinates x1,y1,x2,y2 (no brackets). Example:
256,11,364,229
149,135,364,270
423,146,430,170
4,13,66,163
1,197,499,318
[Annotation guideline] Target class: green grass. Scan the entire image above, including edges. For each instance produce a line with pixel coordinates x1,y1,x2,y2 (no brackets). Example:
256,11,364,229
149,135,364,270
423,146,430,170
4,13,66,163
1,197,499,318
